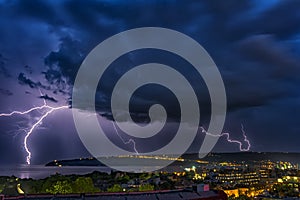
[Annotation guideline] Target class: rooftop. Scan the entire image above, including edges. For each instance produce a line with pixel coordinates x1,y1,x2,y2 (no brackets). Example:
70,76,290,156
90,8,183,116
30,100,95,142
2,190,227,200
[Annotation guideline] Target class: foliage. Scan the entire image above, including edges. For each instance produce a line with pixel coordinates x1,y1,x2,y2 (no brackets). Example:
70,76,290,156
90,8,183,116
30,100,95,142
139,173,151,180
107,184,123,192
271,183,299,197
158,180,175,190
228,194,251,200
0,184,4,193
139,184,154,192
41,174,70,193
73,177,100,193
45,180,72,194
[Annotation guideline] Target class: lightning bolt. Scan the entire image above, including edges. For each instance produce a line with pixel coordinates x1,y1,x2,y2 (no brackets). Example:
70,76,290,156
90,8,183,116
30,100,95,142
240,124,251,151
0,98,68,164
1,98,250,163
111,123,251,155
0,104,52,117
23,105,69,164
112,123,139,154
200,124,251,151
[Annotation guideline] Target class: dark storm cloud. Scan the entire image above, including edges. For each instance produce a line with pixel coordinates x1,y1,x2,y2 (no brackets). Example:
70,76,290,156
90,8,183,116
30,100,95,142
222,34,300,113
18,73,39,88
0,88,13,96
12,0,64,27
26,0,300,120
17,72,70,100
24,65,33,74
238,35,299,78
0,53,10,77
190,1,300,115
244,0,300,39
44,36,85,86
9,0,300,112
0,65,10,77
0,0,300,162
216,0,300,42
39,94,58,103
18,73,48,89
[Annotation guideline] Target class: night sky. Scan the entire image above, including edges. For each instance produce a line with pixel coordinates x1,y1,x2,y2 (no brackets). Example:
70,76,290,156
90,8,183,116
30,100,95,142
0,0,300,165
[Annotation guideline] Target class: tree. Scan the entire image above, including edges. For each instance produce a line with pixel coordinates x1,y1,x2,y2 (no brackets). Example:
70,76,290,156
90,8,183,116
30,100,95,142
116,174,130,184
228,195,250,200
46,180,72,194
41,174,71,193
107,184,123,192
139,184,154,192
0,184,4,193
271,183,298,198
73,177,99,193
159,181,172,190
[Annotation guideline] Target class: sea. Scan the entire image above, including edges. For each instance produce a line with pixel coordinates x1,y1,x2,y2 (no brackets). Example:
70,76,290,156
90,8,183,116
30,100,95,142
0,165,180,179
0,165,112,179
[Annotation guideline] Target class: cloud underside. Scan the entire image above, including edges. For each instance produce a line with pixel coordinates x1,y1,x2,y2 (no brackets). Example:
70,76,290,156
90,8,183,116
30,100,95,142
1,0,300,123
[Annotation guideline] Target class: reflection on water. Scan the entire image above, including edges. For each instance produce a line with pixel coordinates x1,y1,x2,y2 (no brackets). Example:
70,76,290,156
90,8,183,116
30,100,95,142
0,165,179,179
0,165,112,179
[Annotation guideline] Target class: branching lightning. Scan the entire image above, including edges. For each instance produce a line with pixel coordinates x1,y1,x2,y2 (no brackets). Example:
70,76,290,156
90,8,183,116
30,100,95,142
112,123,139,154
0,96,68,164
0,105,51,117
1,96,250,163
240,124,251,151
23,105,69,164
112,122,251,154
200,124,251,151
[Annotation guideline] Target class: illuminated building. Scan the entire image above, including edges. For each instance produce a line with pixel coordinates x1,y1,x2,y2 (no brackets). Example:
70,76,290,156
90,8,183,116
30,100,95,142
276,161,298,170
277,176,300,193
215,169,260,186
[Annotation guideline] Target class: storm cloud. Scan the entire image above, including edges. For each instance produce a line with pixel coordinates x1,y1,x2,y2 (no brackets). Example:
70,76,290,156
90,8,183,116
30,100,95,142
0,0,300,164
